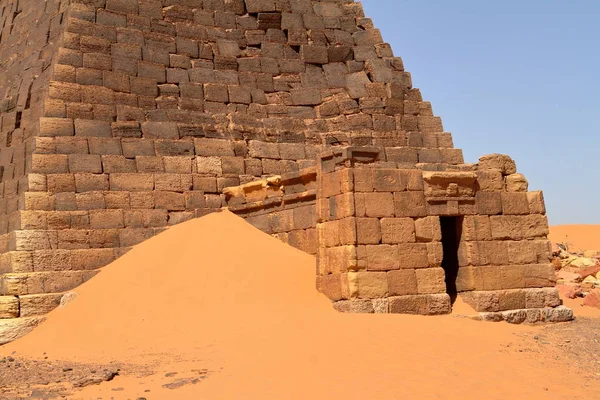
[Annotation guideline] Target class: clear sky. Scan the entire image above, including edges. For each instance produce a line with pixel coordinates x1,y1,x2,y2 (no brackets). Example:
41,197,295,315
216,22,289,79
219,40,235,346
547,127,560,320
360,0,600,225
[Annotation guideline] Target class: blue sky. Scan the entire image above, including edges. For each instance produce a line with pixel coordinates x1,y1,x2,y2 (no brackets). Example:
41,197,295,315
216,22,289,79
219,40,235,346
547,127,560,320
361,0,600,225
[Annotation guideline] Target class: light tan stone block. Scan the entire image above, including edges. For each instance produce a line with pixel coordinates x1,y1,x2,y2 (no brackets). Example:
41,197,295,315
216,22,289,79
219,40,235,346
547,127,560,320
476,169,504,191
414,216,441,242
426,242,444,268
505,173,528,192
387,269,418,296
507,241,537,264
456,267,475,292
0,296,19,318
500,265,526,289
366,244,399,271
461,216,491,241
524,264,556,288
380,218,415,244
398,243,429,269
415,267,446,294
348,271,388,299
473,266,503,291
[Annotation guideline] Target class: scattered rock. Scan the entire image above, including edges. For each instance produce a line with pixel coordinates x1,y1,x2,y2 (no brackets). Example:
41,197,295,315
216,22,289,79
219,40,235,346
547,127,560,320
579,264,600,279
59,292,78,308
162,377,201,390
556,284,582,299
582,290,600,310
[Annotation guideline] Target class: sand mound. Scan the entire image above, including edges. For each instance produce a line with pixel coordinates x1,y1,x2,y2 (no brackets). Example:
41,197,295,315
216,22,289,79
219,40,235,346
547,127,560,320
3,211,598,399
550,225,600,252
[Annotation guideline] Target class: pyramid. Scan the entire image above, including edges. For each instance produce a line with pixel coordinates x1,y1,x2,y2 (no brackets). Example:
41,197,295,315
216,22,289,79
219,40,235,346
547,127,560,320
0,0,570,343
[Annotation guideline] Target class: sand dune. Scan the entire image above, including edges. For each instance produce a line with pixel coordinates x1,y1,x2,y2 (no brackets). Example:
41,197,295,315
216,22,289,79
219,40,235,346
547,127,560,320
2,211,598,399
549,225,600,252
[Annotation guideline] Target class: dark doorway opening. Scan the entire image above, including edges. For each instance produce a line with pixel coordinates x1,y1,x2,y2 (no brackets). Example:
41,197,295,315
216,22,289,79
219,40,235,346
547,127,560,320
440,216,463,305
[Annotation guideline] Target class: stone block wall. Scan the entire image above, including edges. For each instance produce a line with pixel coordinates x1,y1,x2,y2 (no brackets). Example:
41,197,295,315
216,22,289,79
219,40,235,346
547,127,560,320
224,167,317,255
1,0,461,328
313,147,570,323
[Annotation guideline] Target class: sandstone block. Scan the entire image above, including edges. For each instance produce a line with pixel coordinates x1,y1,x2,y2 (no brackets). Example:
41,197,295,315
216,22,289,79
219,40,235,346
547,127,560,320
387,269,418,296
18,294,62,317
348,271,388,299
356,218,381,245
246,0,276,13
110,173,154,191
30,154,69,174
507,241,538,264
461,215,492,241
0,296,19,318
500,265,526,289
506,173,529,192
415,268,446,294
501,192,529,215
346,71,370,99
475,192,502,215
74,174,109,192
476,169,504,192
194,138,235,157
524,264,556,288
361,192,394,218
527,191,546,214
394,192,427,217
248,140,280,159
317,274,344,301
197,157,223,175
456,266,475,292
366,244,398,271
461,291,500,312
478,154,517,175
472,266,503,291
380,218,415,244
482,241,509,265
301,45,328,64
414,216,441,242
497,289,527,311
388,295,427,315
353,169,374,192
0,317,44,345
39,118,74,137
398,243,429,269
68,154,102,173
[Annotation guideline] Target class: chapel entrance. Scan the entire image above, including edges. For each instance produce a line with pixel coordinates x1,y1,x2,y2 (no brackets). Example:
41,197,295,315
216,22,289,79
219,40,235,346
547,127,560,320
439,216,463,305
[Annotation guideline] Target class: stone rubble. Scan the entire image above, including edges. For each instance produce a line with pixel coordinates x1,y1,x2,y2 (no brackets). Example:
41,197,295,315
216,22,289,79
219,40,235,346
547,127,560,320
552,241,600,309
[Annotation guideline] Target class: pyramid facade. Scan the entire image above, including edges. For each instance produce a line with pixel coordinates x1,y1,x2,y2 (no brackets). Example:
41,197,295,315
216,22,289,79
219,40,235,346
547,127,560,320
0,0,569,342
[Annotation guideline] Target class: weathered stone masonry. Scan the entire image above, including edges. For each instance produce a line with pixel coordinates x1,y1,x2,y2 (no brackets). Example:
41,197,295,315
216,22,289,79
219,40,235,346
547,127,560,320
0,0,570,343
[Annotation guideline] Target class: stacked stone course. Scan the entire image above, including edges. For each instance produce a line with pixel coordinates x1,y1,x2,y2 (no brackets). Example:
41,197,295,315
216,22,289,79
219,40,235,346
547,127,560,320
0,0,570,343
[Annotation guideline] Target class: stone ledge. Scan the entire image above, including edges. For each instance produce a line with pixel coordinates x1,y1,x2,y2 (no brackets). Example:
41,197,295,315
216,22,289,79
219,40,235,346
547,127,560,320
473,306,573,324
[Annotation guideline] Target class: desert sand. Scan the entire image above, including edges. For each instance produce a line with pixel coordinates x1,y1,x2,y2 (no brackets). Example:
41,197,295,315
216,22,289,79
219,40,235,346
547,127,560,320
550,225,600,252
1,211,598,399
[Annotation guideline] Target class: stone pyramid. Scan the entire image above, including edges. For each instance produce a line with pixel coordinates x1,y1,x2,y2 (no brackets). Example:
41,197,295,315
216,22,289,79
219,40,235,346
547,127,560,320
0,0,570,343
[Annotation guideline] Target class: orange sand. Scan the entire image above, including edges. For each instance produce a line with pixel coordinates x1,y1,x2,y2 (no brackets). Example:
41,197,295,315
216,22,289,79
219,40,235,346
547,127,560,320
550,225,600,252
3,212,598,399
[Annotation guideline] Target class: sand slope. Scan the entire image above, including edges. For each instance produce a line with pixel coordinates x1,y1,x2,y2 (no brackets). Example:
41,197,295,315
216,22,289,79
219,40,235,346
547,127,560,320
2,211,598,399
550,225,600,252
